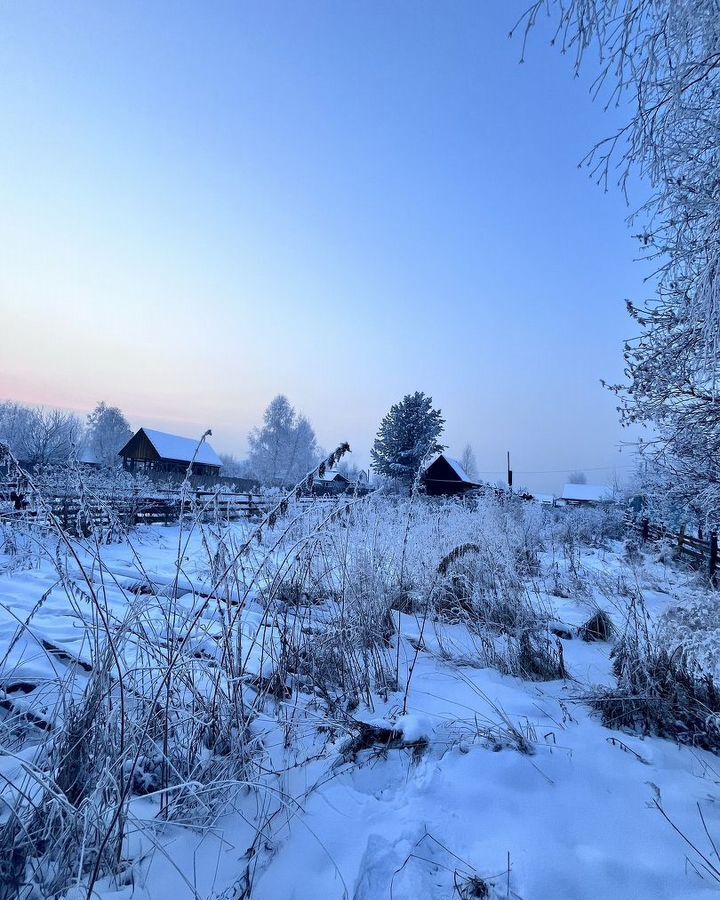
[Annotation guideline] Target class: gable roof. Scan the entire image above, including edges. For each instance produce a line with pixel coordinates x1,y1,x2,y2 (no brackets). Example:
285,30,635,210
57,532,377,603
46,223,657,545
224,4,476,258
138,428,222,468
424,453,479,485
317,470,350,483
561,483,613,502
443,456,474,483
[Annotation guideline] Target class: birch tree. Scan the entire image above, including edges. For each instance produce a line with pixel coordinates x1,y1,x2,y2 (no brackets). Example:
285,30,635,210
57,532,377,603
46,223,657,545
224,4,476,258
85,402,133,467
460,443,478,479
0,402,82,468
248,395,321,486
520,1,720,523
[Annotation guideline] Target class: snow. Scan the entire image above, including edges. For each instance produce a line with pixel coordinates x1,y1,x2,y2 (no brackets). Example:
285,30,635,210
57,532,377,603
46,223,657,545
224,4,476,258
393,712,434,743
77,447,99,465
561,483,614,503
444,455,475,483
316,470,348,483
1,513,719,899
427,453,477,484
533,493,555,505
140,428,223,468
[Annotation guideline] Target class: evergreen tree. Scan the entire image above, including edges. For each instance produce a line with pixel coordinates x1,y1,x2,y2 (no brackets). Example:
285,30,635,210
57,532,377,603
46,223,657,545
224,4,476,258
371,392,445,485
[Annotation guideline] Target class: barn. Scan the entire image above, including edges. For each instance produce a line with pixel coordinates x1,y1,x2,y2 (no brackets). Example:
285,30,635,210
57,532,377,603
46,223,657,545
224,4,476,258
118,428,223,477
422,454,481,496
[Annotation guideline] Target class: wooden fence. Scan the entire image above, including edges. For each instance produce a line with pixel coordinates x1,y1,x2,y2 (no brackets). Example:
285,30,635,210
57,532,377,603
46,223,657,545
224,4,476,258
58,490,275,534
0,485,273,537
0,483,347,537
626,515,718,584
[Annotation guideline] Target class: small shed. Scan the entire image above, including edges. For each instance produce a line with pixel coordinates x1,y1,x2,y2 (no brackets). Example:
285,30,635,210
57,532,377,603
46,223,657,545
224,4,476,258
77,447,101,468
560,484,613,506
119,428,222,477
532,493,556,507
313,470,351,495
423,454,481,496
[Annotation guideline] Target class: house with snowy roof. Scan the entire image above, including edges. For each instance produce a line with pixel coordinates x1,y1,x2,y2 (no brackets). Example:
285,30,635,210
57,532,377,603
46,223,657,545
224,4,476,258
310,469,352,496
422,453,481,496
531,493,556,507
118,428,222,478
560,483,614,506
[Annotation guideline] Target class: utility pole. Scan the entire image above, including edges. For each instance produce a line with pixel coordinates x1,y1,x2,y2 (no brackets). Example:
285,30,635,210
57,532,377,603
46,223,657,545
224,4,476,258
507,451,513,493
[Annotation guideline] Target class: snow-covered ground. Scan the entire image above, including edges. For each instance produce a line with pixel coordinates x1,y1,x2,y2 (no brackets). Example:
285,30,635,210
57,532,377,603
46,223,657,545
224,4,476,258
1,503,719,899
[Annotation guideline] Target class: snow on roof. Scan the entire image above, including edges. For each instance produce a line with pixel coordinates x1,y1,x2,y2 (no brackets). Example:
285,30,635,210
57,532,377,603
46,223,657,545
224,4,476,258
425,453,478,485
444,456,475,483
77,447,99,465
317,470,349,482
561,483,613,502
142,429,222,468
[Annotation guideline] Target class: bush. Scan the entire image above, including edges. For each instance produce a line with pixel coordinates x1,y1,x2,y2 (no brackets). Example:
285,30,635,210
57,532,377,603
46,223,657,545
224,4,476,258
579,609,615,642
594,638,720,753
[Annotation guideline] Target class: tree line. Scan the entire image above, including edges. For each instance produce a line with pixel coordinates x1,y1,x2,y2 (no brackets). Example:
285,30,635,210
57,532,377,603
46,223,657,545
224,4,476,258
1,392,478,493
0,401,132,469
227,391,475,490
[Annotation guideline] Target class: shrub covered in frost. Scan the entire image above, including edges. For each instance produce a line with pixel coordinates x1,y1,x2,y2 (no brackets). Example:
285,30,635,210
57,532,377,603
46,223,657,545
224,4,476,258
593,596,720,753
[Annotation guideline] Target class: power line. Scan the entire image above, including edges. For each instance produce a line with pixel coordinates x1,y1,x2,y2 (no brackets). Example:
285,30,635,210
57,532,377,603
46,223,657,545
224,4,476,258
474,463,636,476
517,464,636,475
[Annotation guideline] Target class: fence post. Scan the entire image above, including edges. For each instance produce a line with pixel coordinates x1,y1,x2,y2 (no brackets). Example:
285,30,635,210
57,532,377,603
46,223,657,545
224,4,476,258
641,518,649,543
676,525,685,559
710,532,718,588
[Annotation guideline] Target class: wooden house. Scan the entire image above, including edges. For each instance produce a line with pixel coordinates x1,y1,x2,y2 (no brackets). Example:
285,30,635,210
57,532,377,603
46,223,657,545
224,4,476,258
310,469,352,496
422,454,481,496
118,428,222,478
318,470,351,487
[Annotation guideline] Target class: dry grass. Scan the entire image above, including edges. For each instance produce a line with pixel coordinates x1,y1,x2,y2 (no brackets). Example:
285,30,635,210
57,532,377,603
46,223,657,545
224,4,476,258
0,448,638,896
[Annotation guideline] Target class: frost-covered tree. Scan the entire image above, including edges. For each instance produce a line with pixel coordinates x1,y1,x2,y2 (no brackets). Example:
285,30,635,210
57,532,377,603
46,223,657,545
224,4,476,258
336,459,364,483
520,1,720,523
0,402,82,468
460,443,478,479
218,453,255,478
25,408,83,468
248,395,320,486
371,392,445,485
568,471,587,485
85,402,133,468
0,402,35,459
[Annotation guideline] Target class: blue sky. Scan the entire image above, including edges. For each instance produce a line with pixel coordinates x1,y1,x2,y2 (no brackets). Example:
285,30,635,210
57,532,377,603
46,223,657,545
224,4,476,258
0,2,650,492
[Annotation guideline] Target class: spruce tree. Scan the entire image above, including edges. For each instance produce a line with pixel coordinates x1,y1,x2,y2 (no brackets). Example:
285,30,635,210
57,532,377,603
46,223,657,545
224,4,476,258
371,392,445,485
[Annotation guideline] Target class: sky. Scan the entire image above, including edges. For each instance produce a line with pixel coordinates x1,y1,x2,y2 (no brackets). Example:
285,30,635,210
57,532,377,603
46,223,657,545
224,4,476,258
0,2,652,493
